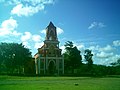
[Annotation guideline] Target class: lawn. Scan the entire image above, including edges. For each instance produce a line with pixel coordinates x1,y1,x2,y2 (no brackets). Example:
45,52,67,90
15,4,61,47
0,75,120,90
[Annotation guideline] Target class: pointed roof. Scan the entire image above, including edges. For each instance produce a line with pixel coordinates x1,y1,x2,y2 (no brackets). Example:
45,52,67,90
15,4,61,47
48,21,55,27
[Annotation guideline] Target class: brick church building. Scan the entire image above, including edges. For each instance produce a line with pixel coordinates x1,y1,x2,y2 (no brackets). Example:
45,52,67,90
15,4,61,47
34,22,64,75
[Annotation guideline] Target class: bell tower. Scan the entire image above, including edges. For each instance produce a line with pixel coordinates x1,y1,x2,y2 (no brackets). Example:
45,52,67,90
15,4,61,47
35,22,64,75
45,22,58,41
44,22,60,57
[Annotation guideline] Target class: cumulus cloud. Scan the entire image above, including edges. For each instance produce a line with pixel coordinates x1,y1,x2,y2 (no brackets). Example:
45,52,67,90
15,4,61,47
86,44,118,65
77,44,85,50
9,0,55,17
7,0,54,5
21,32,43,42
1,17,17,30
20,32,44,51
34,42,44,49
22,41,31,48
96,52,114,58
88,45,113,52
113,40,120,46
57,27,64,35
21,32,32,42
60,45,65,53
88,22,97,29
32,35,42,42
41,29,46,34
73,43,85,52
12,31,22,36
109,55,120,64
88,22,106,29
88,45,99,51
0,17,21,36
1,0,55,17
95,54,120,65
99,45,114,52
11,3,44,17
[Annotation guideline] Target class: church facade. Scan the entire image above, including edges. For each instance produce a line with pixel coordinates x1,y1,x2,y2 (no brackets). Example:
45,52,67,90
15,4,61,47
34,22,64,75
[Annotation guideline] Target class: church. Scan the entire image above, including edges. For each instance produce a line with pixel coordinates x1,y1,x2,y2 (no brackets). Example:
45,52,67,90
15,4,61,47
34,22,64,75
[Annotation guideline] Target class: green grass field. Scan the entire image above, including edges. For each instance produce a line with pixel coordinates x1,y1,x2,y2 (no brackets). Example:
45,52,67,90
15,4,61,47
0,75,120,90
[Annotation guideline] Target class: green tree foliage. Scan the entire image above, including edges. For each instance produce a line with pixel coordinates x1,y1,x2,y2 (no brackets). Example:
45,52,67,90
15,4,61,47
84,49,93,74
0,43,32,74
110,58,120,75
63,41,82,73
84,49,93,66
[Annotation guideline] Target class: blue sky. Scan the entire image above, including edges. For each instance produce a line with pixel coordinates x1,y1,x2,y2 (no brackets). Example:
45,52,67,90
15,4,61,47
0,0,120,65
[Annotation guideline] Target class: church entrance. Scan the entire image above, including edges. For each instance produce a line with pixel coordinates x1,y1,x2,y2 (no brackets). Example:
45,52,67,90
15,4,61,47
48,60,56,75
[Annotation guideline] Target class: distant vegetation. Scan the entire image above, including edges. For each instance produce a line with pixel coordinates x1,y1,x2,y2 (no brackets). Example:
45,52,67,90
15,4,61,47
63,41,120,76
0,41,120,76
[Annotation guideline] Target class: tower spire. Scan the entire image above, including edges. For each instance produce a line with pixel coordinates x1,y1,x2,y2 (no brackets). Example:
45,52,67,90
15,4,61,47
45,21,57,40
48,21,54,27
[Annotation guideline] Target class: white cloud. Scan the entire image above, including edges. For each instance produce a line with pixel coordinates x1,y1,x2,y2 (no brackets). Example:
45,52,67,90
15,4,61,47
7,0,21,5
113,40,120,46
95,54,120,65
88,22,97,29
12,31,22,36
57,27,64,35
11,3,44,17
34,42,44,49
88,22,106,29
88,45,113,52
32,35,42,42
0,28,10,36
82,43,118,65
20,32,44,50
10,0,55,17
109,55,120,64
99,45,113,52
21,32,32,42
96,52,114,58
7,0,54,5
88,45,99,51
98,22,106,28
60,45,65,53
0,17,21,36
74,43,85,51
41,29,46,34
1,17,17,30
22,41,31,48
77,44,85,50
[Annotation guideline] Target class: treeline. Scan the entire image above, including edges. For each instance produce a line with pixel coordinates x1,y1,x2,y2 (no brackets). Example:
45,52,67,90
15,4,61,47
0,42,120,76
63,41,120,76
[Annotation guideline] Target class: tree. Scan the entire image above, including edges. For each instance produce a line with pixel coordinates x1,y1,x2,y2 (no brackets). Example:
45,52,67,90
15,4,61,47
110,58,120,75
63,41,82,73
84,49,93,73
0,42,32,74
84,49,93,65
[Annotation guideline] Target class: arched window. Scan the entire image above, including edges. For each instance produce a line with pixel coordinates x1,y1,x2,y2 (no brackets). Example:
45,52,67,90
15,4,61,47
49,30,54,40
49,36,52,40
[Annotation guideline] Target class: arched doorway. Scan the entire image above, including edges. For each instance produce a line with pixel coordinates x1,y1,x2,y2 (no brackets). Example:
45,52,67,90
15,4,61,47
48,60,56,75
